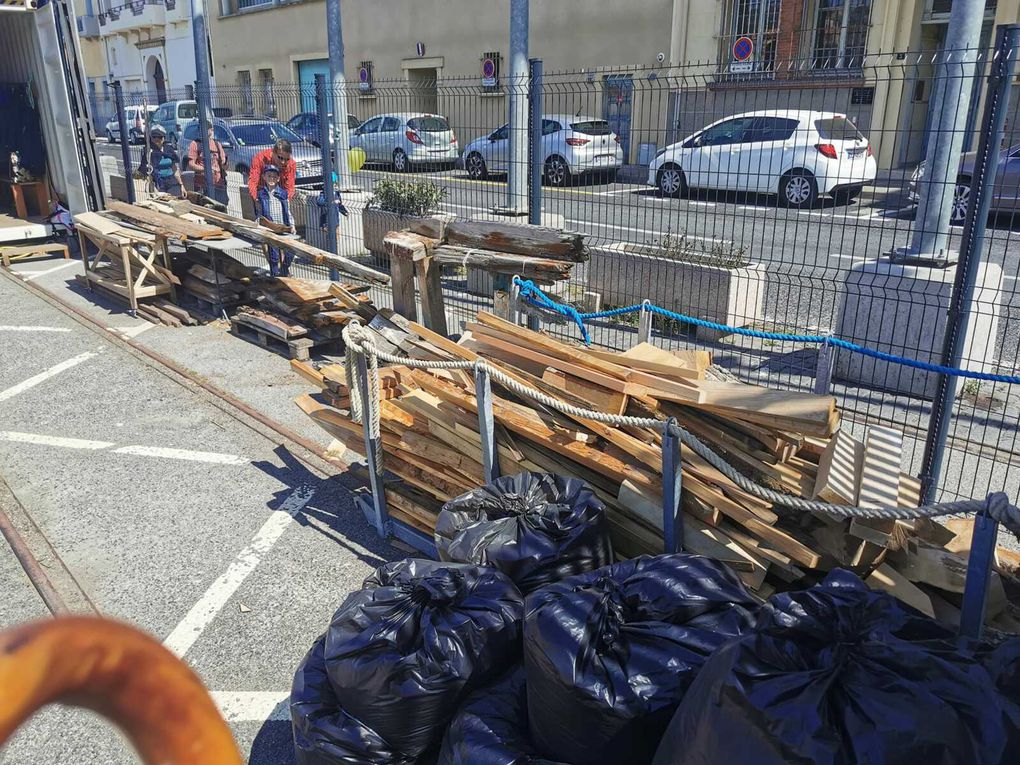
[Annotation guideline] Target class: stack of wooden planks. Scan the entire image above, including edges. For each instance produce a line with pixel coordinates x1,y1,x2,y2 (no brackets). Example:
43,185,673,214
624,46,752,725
294,311,1020,628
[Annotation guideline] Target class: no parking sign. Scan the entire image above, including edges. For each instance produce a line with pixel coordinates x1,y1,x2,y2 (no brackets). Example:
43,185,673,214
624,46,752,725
731,35,754,73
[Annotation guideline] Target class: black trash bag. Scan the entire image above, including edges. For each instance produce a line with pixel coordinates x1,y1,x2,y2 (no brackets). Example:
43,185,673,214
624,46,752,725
437,665,569,765
979,636,1020,760
652,569,1011,765
524,553,759,765
436,472,613,594
325,559,525,759
290,634,414,765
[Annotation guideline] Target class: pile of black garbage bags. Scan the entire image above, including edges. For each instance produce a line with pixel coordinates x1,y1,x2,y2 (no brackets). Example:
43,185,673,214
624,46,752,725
292,471,1020,764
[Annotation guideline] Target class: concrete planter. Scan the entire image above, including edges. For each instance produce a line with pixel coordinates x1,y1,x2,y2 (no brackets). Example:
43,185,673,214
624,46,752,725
362,208,450,268
834,259,1003,399
587,242,765,341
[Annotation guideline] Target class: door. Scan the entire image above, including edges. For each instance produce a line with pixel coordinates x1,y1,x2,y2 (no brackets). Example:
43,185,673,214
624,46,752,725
603,75,633,161
406,67,438,114
485,123,510,172
353,116,382,160
297,59,329,114
740,116,799,193
378,115,403,160
686,116,756,190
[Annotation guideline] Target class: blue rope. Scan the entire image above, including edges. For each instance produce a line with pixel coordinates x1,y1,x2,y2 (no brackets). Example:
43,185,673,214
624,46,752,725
513,278,1020,385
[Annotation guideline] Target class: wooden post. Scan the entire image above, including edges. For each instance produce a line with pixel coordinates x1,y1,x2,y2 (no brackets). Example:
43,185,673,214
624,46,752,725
492,272,511,320
120,243,137,314
415,255,448,335
390,253,418,323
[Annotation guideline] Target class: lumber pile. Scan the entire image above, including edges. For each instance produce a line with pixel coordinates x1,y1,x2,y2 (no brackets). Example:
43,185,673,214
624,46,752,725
294,311,1020,628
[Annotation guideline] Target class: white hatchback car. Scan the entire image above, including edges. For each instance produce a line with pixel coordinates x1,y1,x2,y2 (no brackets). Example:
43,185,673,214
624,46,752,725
462,115,623,186
648,110,877,207
350,113,459,171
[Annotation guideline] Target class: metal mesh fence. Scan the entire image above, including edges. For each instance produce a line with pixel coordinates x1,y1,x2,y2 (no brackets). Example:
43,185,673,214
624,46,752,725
89,48,1020,504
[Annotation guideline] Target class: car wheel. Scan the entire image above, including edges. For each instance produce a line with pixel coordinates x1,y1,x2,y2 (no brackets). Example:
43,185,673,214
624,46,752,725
779,170,817,208
393,149,409,172
657,165,686,198
106,129,115,144
951,179,971,224
466,153,488,180
833,186,863,204
602,169,618,184
545,156,570,187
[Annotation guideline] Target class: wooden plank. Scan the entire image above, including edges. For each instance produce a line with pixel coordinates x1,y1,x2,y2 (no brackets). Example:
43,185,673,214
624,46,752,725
857,426,902,508
541,368,627,416
812,430,863,504
431,245,573,279
444,219,586,261
415,255,448,335
185,203,390,284
389,251,418,322
866,563,935,617
683,379,837,437
235,309,308,339
107,200,227,240
290,359,326,389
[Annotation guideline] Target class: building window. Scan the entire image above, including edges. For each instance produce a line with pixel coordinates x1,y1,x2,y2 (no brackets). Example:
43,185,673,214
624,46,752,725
811,0,871,69
725,0,781,74
237,69,253,114
258,68,276,118
237,0,273,10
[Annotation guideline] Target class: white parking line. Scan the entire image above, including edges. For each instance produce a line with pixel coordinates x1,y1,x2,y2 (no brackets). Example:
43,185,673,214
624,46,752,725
163,485,315,658
0,351,98,403
0,432,115,450
0,326,72,333
687,200,716,207
211,691,290,722
565,219,732,245
111,445,251,465
0,430,250,464
23,261,79,281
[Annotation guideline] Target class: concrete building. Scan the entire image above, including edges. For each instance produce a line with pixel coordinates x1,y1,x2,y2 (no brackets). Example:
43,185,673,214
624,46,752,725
204,0,1020,168
76,0,216,120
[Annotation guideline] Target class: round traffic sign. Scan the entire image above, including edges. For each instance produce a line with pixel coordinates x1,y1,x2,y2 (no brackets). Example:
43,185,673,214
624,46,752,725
359,66,370,83
482,57,496,79
416,41,426,58
733,36,754,62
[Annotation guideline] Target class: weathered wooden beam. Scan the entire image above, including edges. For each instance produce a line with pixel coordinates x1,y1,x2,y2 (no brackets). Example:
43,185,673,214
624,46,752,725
445,219,586,261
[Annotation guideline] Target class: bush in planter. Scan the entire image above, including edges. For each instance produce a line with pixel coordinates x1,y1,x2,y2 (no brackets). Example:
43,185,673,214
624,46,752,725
368,179,447,217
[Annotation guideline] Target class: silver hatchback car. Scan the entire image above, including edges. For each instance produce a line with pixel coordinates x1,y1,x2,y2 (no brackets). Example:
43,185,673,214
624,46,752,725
350,113,459,171
461,114,623,185
179,118,323,184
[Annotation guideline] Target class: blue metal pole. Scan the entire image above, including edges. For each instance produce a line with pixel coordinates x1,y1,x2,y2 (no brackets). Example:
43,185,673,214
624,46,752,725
475,365,499,483
959,493,1005,640
920,24,1020,503
662,418,683,553
315,73,341,281
528,57,543,225
110,82,134,204
355,352,388,537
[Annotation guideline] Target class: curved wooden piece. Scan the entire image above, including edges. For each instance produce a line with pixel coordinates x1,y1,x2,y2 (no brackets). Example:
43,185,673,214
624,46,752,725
0,617,242,764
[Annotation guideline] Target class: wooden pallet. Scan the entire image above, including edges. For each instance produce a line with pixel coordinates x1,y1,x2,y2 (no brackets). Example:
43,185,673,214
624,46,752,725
229,317,338,361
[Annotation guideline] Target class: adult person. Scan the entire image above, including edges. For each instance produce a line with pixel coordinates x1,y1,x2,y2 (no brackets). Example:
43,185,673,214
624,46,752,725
140,125,186,199
247,138,296,203
187,125,228,204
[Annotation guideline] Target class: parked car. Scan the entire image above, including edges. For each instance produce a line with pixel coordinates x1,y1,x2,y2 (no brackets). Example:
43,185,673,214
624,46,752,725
286,112,361,146
104,105,155,144
462,115,623,186
151,99,200,147
648,110,877,207
350,113,458,171
908,147,1020,223
179,118,323,184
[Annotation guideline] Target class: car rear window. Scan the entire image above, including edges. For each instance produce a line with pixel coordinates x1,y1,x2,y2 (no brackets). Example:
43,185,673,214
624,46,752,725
230,122,302,146
570,120,612,136
814,117,864,141
407,116,450,132
179,103,198,119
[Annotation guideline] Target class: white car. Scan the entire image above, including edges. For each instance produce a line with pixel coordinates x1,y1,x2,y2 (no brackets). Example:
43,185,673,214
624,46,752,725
104,104,155,144
648,110,877,207
462,115,623,186
350,112,459,171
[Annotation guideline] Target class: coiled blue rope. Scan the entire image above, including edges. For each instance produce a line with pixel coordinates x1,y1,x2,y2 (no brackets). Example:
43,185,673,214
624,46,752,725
513,277,1020,385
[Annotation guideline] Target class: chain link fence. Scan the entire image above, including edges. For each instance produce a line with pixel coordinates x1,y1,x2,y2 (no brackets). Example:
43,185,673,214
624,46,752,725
90,47,1020,505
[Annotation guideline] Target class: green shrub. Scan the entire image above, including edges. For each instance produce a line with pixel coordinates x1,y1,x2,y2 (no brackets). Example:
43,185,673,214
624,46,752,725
368,179,447,217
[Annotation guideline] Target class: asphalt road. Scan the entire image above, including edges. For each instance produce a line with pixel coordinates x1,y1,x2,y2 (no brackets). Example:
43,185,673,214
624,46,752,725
0,262,400,764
